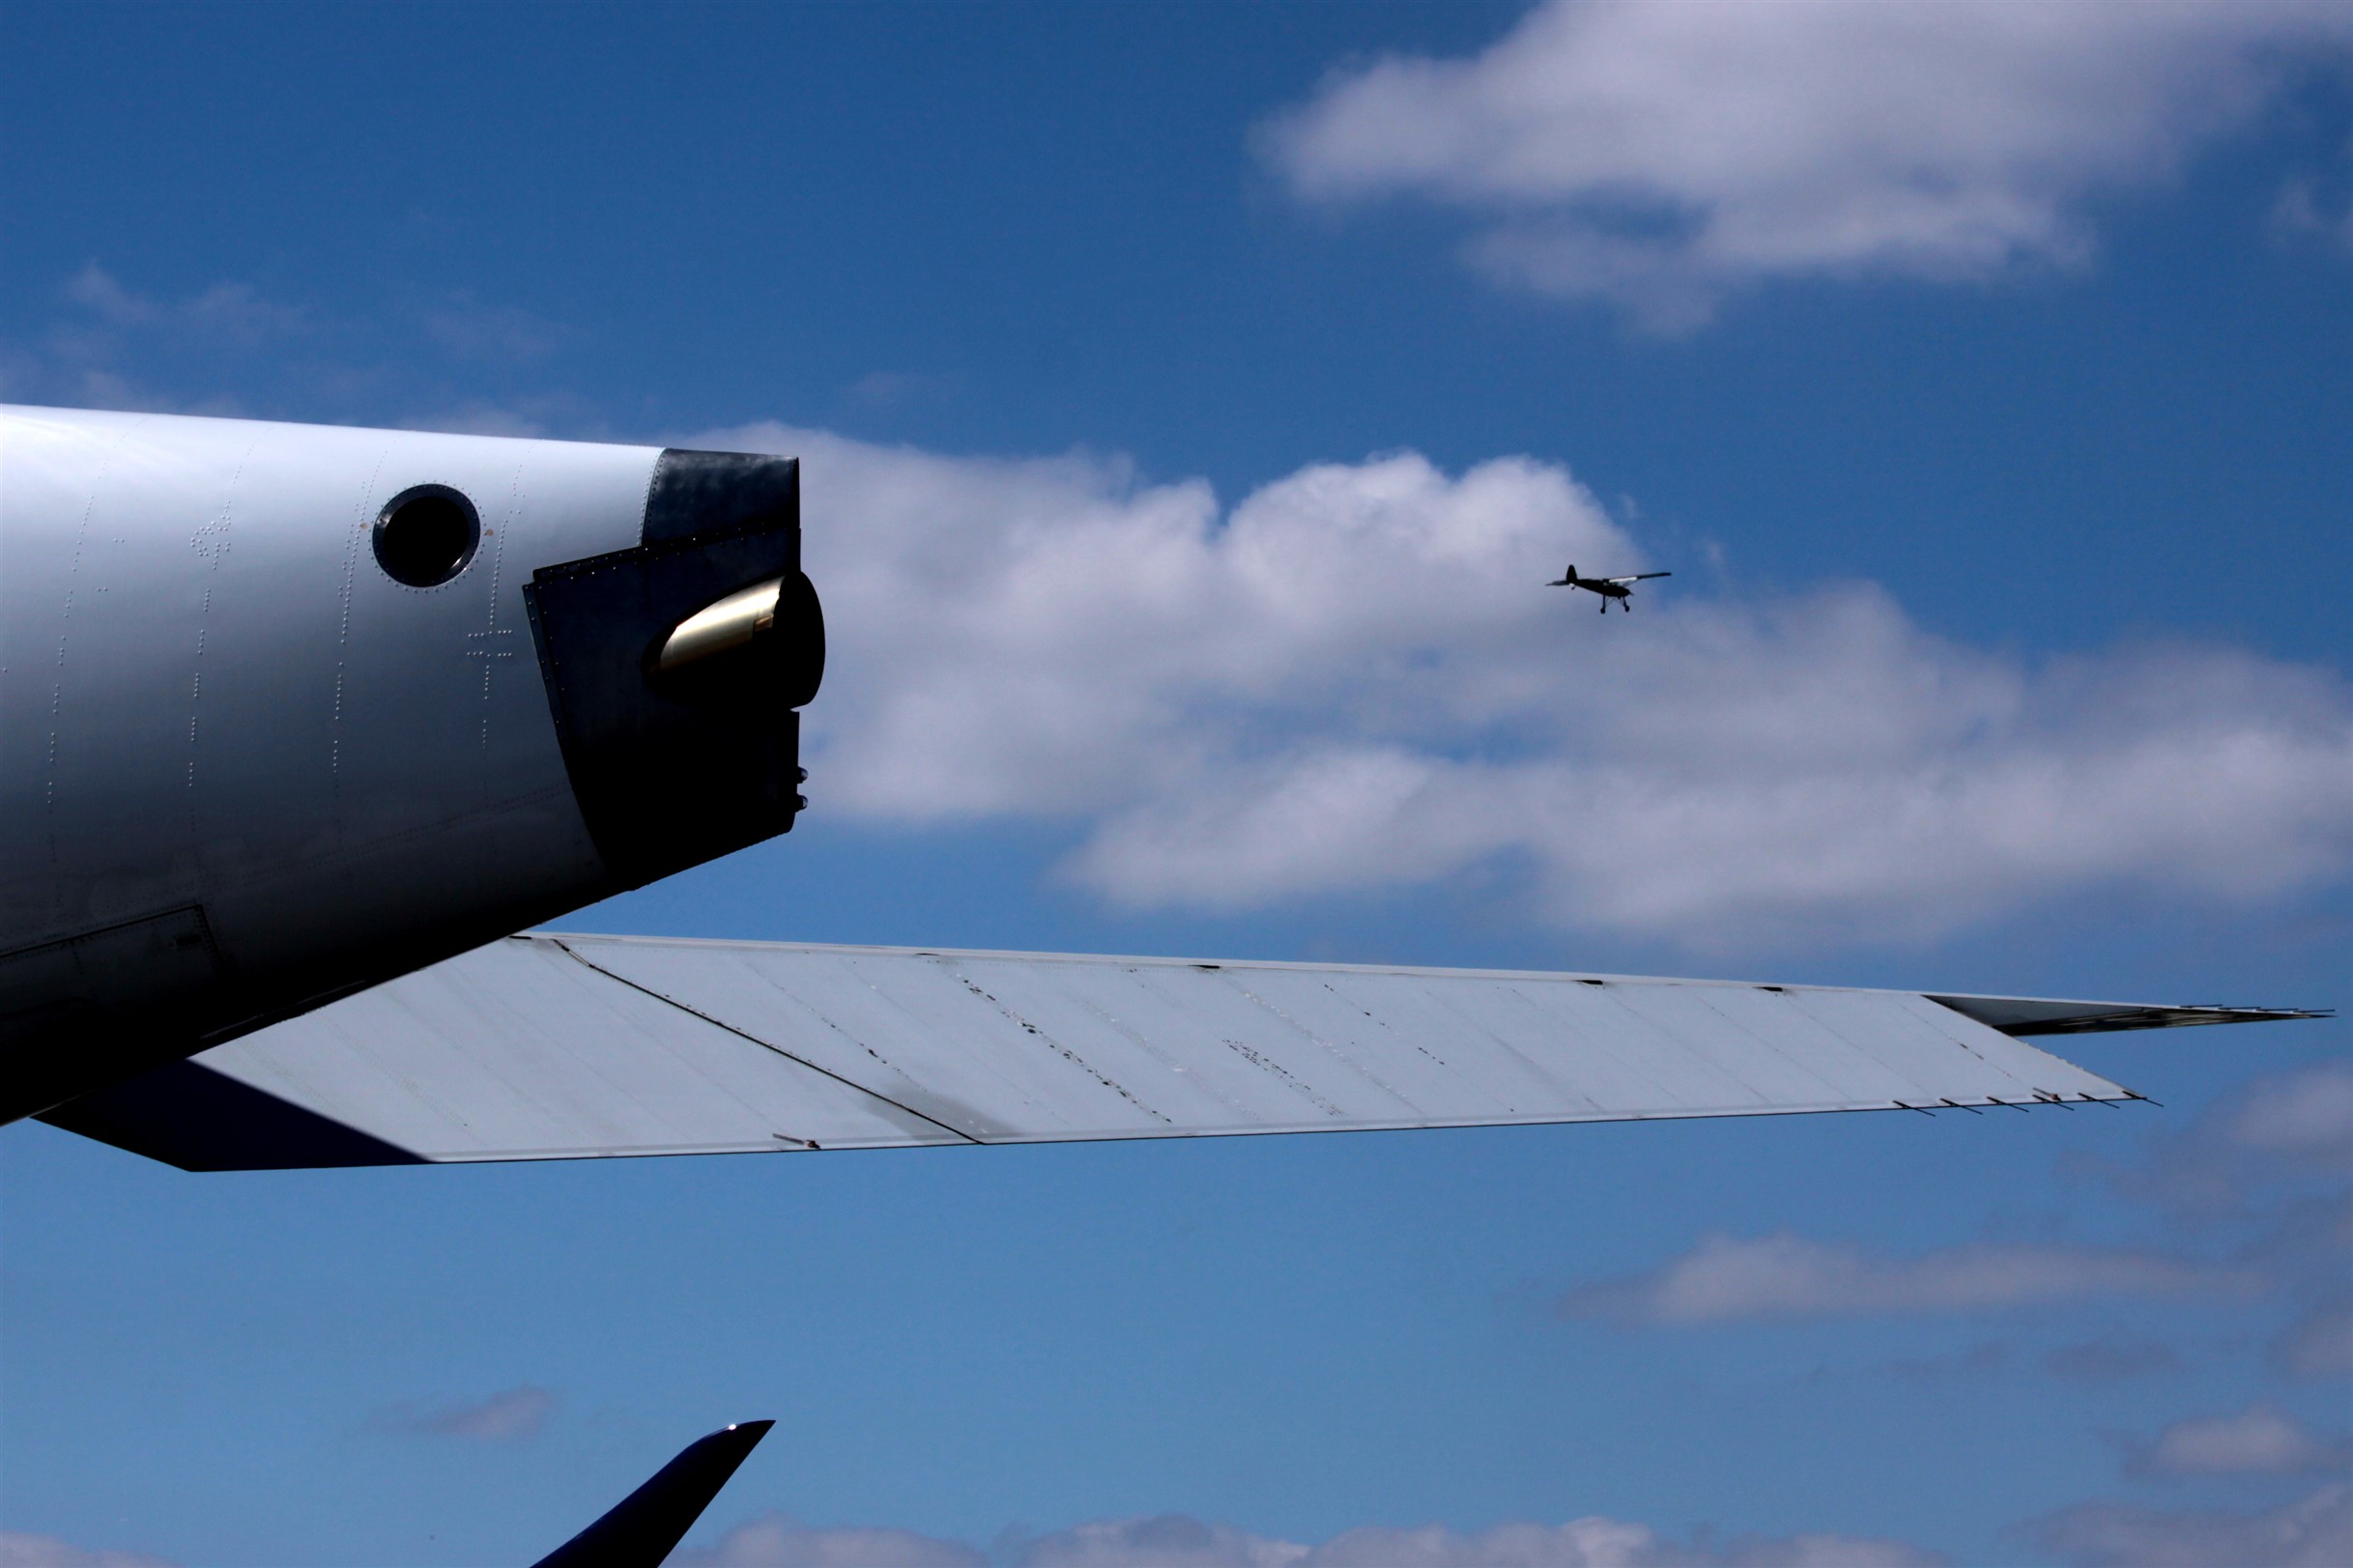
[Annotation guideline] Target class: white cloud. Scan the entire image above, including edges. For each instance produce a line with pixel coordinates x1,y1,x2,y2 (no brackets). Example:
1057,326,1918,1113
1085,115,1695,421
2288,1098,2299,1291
1265,0,2353,327
60,265,313,348
672,1513,984,1566
2273,133,2353,251
676,1514,1941,1568
2131,1402,2351,1477
1556,1062,2353,1328
2275,1297,2353,1380
61,264,158,327
4,264,564,417
1297,1520,1940,1567
1556,1230,2254,1325
1005,1515,1939,1567
847,371,959,410
0,1537,177,1568
2126,1061,2353,1220
2023,1480,2352,1568
416,291,566,362
2232,1063,2353,1170
1016,1515,1306,1567
703,422,2353,952
374,1383,556,1442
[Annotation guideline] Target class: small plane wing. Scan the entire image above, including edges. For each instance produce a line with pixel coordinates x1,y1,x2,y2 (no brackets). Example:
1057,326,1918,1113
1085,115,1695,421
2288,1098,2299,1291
1599,572,1672,584
39,934,2318,1172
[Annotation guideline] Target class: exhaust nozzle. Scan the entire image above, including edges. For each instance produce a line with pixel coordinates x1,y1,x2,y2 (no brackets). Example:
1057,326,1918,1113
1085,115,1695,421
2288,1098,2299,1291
654,575,785,674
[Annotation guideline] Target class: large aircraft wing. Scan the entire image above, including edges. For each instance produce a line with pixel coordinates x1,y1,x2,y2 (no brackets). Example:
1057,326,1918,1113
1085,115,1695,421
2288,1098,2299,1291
38,934,2322,1171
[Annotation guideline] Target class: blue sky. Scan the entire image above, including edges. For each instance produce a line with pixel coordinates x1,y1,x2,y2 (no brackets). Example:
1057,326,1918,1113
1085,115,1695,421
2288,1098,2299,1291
2,4,2349,1566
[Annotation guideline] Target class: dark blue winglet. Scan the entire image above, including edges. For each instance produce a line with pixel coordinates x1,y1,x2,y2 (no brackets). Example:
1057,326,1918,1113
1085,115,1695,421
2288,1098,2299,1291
530,1420,773,1568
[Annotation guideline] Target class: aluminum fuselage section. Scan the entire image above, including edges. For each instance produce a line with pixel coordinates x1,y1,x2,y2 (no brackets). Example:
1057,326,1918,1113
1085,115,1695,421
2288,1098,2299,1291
0,406,669,1115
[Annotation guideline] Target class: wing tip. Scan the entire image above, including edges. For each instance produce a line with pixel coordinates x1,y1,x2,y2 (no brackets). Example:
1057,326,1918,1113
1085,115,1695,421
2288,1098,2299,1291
1929,995,2334,1037
529,1418,773,1568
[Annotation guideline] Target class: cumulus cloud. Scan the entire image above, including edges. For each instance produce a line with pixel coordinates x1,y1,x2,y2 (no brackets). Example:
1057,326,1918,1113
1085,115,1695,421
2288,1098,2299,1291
1264,0,2353,327
61,264,314,346
674,1513,1940,1568
0,264,301,413
2125,1060,2353,1220
373,1383,557,1442
2127,1401,2352,1477
2274,1297,2353,1380
1014,1515,1305,1567
2231,1063,2353,1172
847,371,960,410
1555,1231,2252,1326
0,1538,178,1568
703,422,2353,952
2273,133,2353,251
1289,1519,1940,1566
0,263,570,417
2022,1480,2352,1568
1557,1059,2347,1332
416,290,567,362
671,1512,984,1566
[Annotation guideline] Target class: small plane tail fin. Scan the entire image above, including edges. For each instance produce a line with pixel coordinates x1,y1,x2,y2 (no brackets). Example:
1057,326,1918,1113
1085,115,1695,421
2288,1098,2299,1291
530,1419,773,1568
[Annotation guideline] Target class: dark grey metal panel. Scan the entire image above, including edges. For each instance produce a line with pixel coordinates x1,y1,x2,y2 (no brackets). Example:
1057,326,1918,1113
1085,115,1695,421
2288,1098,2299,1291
54,935,2167,1168
0,906,224,1124
521,449,818,890
641,449,799,550
38,1058,426,1170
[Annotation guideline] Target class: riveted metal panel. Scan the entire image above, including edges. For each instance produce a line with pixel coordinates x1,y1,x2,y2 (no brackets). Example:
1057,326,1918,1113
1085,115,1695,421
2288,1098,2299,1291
51,934,2161,1167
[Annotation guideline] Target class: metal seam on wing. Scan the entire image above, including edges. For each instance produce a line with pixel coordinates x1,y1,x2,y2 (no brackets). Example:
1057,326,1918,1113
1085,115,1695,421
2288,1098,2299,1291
544,937,984,1145
939,958,1173,1125
1053,981,1263,1126
1227,976,1419,1111
828,953,1073,1134
721,952,968,1124
1679,985,1852,1101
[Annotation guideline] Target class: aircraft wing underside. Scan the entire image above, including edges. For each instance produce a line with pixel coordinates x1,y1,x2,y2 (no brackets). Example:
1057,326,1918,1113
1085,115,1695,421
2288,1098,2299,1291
37,933,2311,1171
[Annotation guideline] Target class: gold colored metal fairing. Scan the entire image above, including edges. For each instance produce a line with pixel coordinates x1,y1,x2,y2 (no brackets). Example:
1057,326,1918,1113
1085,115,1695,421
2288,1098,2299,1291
652,576,786,674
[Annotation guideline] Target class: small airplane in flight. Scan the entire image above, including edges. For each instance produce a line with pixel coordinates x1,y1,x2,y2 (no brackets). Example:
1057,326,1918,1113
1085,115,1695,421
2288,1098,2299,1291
1549,564,1671,612
0,406,2323,1171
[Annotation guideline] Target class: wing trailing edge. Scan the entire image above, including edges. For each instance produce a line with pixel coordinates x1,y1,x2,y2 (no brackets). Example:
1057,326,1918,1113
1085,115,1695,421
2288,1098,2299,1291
1927,993,2328,1036
36,933,2322,1171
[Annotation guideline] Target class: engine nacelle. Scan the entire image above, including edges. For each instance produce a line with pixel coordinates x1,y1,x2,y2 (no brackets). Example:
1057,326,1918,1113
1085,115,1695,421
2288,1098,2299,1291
0,407,823,1121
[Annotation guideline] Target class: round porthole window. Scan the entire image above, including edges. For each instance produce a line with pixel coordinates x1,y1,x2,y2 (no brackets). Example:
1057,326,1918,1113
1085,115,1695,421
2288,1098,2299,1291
372,484,481,587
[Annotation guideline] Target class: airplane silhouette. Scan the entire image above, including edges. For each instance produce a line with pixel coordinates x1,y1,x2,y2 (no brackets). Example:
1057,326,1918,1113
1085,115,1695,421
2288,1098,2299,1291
1548,564,1671,612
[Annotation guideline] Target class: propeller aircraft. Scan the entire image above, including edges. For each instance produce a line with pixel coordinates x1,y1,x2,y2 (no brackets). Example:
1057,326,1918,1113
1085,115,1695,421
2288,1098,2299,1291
1549,563,1671,612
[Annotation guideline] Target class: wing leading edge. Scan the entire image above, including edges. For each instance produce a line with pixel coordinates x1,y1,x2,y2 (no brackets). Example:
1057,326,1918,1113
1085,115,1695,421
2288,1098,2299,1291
38,933,2322,1171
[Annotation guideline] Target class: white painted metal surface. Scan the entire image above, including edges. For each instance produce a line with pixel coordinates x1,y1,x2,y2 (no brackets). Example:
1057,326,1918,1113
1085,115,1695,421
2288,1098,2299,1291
170,933,2135,1163
0,407,653,959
